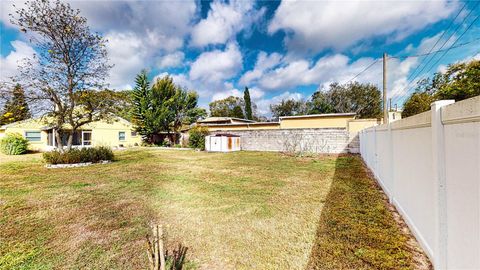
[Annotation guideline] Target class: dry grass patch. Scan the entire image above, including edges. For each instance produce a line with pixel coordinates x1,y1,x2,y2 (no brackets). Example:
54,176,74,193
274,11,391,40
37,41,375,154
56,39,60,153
0,148,428,269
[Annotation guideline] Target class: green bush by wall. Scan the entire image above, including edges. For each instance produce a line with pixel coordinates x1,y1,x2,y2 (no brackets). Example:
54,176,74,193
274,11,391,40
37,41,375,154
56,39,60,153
188,126,209,150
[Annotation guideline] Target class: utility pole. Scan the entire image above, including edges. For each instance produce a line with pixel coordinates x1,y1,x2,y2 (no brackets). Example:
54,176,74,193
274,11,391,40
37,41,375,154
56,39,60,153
383,53,388,124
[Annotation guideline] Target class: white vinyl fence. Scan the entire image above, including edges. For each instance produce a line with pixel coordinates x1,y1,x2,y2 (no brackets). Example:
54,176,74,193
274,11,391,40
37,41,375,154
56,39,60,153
359,96,480,270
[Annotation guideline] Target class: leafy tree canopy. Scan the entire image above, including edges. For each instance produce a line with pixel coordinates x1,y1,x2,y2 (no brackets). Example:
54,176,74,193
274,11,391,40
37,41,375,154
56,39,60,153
270,99,307,119
309,82,382,119
131,71,203,143
402,59,479,117
435,59,480,100
209,96,245,119
402,92,435,118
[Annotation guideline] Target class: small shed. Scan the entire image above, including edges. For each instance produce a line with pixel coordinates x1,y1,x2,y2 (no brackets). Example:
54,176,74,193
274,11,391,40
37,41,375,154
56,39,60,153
205,134,241,152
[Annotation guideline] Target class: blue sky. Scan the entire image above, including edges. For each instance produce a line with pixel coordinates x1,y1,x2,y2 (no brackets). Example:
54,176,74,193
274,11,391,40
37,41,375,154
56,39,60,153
1,0,479,115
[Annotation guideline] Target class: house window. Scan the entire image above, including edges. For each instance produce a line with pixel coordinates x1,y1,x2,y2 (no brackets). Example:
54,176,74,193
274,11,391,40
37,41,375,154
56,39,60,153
25,131,41,142
82,130,92,146
119,131,126,141
131,131,137,137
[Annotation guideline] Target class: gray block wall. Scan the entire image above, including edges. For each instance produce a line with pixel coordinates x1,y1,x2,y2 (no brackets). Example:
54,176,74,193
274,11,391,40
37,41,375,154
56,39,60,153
211,128,359,154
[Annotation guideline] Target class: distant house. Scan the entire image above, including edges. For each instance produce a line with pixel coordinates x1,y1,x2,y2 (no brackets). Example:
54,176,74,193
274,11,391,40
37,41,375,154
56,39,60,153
195,113,400,133
197,113,375,131
197,117,255,125
0,116,142,151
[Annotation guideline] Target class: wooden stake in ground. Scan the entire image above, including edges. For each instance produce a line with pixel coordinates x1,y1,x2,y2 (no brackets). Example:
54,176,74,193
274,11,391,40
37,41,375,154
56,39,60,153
158,225,166,270
146,224,166,270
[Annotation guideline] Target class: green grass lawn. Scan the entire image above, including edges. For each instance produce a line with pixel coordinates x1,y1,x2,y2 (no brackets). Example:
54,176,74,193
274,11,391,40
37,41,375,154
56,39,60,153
0,148,430,269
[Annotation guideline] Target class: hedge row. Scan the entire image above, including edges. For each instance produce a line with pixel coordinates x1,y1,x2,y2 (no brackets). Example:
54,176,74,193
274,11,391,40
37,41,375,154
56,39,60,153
43,146,114,164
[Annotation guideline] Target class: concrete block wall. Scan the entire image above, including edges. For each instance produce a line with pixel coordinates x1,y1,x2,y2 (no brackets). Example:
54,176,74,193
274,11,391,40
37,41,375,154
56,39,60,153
210,128,359,153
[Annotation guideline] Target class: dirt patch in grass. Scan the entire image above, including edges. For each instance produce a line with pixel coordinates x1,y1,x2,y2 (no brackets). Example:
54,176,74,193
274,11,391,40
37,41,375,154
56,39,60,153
0,149,430,269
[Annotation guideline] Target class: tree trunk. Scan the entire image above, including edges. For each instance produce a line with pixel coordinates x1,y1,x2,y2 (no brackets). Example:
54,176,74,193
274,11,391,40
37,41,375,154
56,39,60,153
55,130,64,152
166,130,171,146
66,130,74,151
172,131,177,145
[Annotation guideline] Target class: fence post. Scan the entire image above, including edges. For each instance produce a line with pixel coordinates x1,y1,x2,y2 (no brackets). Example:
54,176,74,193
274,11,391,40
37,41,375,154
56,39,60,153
431,100,455,270
373,126,378,175
387,122,394,203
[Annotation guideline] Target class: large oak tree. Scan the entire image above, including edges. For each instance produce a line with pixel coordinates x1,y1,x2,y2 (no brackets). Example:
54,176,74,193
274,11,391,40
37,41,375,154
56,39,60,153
10,0,113,150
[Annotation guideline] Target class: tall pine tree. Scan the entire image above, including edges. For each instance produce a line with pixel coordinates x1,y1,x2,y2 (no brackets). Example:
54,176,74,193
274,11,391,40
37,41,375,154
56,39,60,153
243,87,253,120
131,70,151,139
0,84,31,125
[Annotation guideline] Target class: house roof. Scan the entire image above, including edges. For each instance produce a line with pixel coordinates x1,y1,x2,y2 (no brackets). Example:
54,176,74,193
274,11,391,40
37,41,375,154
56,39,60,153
197,117,256,123
200,121,280,127
0,118,38,129
1,115,135,130
279,113,356,120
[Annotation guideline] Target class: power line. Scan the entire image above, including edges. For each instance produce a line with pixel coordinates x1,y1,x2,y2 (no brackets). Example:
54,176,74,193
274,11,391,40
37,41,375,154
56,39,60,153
393,2,480,106
419,13,480,80
400,12,480,104
343,59,380,84
391,36,480,105
401,2,467,78
405,2,477,88
390,36,480,59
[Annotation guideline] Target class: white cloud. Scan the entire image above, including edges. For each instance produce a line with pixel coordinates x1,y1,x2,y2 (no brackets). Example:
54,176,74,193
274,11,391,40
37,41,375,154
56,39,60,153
74,1,197,89
239,52,283,86
157,52,185,69
189,43,243,86
249,53,417,102
268,0,458,53
413,32,457,55
210,85,265,102
70,1,196,52
0,1,22,26
2,1,196,51
0,40,36,81
211,88,243,101
104,32,147,89
190,0,264,47
1,1,198,89
257,54,350,90
248,87,265,99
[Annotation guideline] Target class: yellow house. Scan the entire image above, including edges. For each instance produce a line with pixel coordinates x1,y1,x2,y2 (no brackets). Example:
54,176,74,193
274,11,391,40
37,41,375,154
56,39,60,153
0,117,142,151
278,113,356,129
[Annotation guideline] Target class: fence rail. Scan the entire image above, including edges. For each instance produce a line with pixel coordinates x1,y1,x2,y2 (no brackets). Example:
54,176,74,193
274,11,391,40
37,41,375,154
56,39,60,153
359,95,480,270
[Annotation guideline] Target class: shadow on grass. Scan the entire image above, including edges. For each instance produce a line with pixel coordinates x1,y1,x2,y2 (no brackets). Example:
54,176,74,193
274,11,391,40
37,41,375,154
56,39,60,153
166,243,190,270
305,154,426,270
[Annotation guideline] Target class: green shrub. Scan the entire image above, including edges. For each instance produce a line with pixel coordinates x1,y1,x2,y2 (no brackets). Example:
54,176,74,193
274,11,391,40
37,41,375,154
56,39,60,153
188,126,209,150
0,133,29,155
43,146,114,164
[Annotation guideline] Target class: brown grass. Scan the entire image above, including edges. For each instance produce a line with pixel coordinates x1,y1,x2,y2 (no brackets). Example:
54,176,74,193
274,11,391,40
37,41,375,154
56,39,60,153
0,149,429,269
